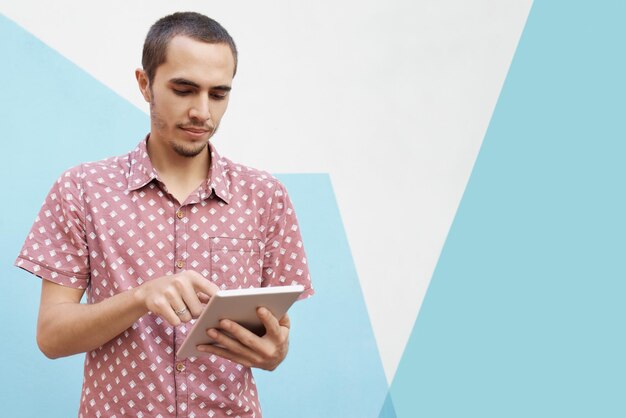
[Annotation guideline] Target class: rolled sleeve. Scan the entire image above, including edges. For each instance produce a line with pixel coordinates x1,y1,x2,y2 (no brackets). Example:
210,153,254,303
15,166,90,289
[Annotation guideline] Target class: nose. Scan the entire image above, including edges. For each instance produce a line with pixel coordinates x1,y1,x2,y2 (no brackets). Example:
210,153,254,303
188,95,211,123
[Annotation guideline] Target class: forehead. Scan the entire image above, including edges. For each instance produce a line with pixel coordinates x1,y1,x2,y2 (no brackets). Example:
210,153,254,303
155,35,235,86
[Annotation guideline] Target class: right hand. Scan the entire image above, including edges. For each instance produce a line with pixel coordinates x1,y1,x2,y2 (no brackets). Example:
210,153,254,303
135,270,218,326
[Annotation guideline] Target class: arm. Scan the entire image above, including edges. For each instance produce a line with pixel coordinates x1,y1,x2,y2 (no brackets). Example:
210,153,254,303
37,270,218,359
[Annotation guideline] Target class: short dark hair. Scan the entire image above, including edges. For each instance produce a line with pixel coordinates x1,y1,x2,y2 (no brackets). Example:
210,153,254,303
142,12,238,85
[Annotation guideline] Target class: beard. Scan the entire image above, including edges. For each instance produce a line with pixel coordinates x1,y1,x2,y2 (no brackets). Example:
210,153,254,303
150,99,218,158
169,134,212,158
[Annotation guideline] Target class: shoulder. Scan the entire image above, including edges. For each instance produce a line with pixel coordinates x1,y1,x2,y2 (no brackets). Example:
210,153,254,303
220,155,288,197
55,152,132,191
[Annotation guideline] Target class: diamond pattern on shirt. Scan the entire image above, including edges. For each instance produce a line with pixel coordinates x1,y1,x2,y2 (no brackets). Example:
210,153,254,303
16,137,313,418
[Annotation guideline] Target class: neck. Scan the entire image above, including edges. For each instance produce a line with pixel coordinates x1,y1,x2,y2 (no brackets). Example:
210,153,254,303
146,136,210,203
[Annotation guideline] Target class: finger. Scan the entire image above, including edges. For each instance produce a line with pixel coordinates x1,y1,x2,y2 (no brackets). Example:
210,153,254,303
164,289,192,323
150,297,181,326
197,340,254,368
178,281,204,318
187,271,219,297
278,313,291,329
216,319,264,352
205,327,262,362
257,307,281,337
196,292,211,303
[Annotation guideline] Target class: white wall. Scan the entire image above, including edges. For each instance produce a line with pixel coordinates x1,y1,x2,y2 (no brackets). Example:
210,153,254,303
1,0,532,382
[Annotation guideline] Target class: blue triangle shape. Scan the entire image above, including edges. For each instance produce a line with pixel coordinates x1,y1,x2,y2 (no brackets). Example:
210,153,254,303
378,392,398,418
388,2,626,417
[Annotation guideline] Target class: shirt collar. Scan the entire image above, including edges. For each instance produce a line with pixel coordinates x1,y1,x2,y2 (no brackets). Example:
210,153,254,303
127,136,232,204
127,136,158,191
206,142,232,204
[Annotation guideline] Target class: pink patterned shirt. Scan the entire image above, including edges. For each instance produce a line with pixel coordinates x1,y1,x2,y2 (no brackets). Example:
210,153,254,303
15,138,313,418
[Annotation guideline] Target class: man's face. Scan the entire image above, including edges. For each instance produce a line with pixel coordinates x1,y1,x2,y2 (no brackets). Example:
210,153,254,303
137,36,235,158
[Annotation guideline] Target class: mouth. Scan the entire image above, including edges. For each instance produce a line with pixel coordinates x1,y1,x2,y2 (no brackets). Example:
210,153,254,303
179,126,212,139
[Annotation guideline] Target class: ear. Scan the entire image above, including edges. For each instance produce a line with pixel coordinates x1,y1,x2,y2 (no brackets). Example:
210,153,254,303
135,68,151,103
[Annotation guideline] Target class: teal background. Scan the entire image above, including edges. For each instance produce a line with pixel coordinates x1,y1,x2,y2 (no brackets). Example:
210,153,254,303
386,1,626,417
0,14,388,417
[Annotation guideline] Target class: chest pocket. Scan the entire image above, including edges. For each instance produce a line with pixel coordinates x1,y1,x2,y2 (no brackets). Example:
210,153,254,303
209,237,263,289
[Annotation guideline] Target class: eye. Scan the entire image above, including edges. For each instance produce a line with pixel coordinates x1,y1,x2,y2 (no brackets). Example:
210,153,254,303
173,89,192,96
210,93,228,101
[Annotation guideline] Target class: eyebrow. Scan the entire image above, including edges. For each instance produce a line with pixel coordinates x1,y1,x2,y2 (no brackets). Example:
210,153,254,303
169,78,232,92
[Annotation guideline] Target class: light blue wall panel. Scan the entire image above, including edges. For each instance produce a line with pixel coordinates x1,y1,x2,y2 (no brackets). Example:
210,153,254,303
387,2,626,417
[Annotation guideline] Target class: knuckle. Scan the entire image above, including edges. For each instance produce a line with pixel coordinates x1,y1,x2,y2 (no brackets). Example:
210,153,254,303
259,356,275,371
204,283,218,295
242,335,256,347
238,358,252,368
172,276,186,288
269,347,280,360
163,287,178,299
186,270,202,283
257,345,274,360
153,298,168,311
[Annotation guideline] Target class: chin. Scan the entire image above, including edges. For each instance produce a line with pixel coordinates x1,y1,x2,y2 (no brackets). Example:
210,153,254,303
170,139,209,158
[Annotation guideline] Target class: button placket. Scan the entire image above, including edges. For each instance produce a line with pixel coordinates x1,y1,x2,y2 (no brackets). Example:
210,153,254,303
172,203,190,413
174,360,188,416
174,206,187,272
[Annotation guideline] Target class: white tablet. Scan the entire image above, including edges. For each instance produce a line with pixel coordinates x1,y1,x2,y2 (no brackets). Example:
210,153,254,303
176,285,304,359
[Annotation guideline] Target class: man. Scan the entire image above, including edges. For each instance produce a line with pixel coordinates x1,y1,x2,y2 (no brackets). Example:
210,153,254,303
15,12,313,418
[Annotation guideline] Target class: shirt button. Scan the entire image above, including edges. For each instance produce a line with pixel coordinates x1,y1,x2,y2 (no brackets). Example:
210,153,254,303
176,210,184,219
176,260,185,269
176,362,186,372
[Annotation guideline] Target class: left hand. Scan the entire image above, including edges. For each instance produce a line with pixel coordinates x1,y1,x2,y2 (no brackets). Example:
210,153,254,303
197,308,291,371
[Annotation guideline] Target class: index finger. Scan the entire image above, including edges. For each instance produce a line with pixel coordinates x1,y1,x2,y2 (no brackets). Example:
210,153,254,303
185,270,219,297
